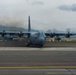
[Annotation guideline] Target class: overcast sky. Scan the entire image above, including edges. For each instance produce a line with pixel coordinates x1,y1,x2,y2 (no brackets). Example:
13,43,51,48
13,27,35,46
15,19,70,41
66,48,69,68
0,0,76,31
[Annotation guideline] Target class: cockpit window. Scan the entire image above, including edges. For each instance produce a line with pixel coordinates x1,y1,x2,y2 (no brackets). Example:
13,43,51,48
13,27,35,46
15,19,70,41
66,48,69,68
34,33,40,38
32,31,45,38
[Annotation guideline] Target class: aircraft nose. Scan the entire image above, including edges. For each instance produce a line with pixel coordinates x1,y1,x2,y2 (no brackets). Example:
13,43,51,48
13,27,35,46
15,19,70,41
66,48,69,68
39,37,45,44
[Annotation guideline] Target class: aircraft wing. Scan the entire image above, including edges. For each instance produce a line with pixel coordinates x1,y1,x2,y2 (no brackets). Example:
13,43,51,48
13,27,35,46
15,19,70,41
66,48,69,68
0,31,31,37
45,32,76,37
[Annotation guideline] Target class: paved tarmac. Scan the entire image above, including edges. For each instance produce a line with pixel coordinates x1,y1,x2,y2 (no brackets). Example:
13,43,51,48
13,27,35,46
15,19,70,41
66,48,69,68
0,47,76,75
0,69,76,75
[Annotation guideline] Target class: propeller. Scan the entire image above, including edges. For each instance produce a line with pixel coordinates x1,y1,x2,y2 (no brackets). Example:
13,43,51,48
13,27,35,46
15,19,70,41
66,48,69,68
2,30,6,37
18,31,23,37
50,32,55,38
47,30,55,38
65,28,70,38
50,29,56,38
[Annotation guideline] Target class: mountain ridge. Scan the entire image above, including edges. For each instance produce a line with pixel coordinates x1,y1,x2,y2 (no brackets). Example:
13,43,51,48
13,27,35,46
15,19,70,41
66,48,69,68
0,25,38,32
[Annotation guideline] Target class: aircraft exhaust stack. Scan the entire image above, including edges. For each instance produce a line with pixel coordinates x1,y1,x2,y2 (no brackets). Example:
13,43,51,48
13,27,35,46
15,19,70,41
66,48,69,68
28,16,31,32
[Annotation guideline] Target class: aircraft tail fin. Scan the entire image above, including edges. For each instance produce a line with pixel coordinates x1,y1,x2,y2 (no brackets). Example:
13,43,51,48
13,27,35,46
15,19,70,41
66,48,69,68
28,16,31,32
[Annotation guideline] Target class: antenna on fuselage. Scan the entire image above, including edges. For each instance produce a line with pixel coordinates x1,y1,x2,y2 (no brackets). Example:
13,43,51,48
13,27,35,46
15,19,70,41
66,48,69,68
28,16,31,32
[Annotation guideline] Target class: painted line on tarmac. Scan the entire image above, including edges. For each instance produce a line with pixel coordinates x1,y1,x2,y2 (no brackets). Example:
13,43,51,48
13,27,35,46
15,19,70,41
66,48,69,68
0,66,76,69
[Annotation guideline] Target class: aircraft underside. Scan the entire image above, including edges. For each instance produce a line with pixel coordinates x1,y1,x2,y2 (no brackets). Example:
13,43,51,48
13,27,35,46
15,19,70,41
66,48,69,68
26,40,44,47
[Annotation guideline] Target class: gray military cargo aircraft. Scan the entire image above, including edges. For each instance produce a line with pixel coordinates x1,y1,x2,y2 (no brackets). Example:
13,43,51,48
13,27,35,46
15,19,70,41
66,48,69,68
0,16,76,47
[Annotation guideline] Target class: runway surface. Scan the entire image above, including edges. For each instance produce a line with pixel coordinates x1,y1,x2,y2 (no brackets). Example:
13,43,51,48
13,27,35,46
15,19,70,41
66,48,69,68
0,47,76,75
0,69,76,75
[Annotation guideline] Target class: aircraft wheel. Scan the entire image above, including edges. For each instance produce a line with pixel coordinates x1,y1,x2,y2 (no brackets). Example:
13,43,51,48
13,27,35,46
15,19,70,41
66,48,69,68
38,45,43,48
26,43,30,47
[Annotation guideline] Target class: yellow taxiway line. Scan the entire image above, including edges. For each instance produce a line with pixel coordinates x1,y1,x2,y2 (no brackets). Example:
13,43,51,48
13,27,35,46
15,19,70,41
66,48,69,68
0,66,76,69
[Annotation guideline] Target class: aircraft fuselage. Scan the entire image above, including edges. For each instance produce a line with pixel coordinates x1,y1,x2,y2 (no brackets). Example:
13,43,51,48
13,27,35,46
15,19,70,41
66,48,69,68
27,32,46,47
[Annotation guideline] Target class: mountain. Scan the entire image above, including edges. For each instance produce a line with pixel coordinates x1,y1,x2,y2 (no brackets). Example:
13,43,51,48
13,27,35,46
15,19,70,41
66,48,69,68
0,25,38,32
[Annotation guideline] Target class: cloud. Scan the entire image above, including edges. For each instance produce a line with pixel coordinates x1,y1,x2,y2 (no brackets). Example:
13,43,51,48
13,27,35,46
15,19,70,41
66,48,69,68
58,4,76,11
32,1,43,5
0,16,25,27
25,0,43,5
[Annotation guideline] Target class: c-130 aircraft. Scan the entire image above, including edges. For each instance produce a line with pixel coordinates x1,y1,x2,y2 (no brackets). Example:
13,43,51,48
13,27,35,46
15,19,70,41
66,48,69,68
0,16,76,47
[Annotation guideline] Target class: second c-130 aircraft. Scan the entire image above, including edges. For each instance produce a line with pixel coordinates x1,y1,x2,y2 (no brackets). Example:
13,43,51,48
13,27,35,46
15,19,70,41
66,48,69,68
0,16,76,47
